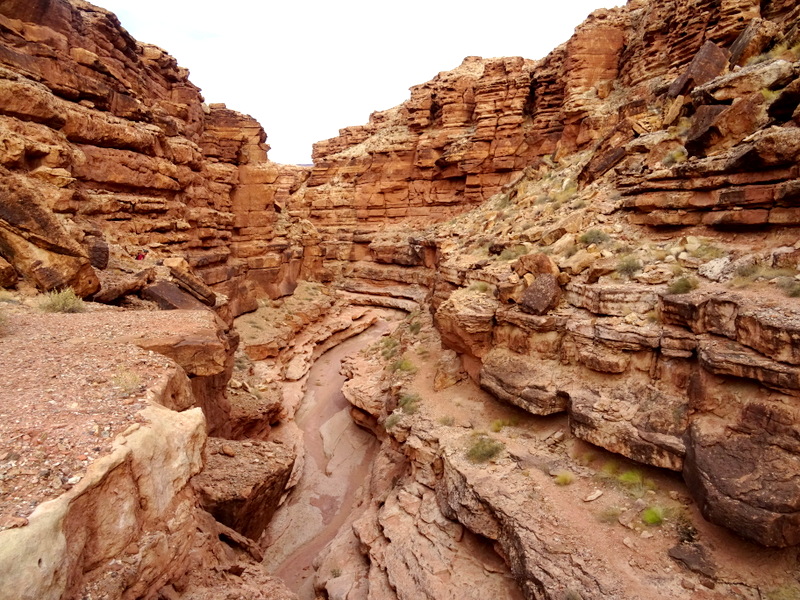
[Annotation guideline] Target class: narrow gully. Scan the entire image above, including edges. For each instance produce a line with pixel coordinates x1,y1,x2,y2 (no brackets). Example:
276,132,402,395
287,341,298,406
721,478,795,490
261,316,398,599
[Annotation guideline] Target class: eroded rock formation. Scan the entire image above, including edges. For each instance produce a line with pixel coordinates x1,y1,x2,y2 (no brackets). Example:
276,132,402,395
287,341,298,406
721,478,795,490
2,0,800,599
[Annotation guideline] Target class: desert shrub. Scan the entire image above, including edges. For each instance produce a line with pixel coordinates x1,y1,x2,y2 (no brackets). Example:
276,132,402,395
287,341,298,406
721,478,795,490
499,245,528,261
668,276,699,295
618,469,656,497
662,146,688,167
39,288,85,313
380,337,400,359
553,471,575,486
330,568,342,578
468,281,491,294
616,255,642,278
490,418,518,432
778,277,800,298
598,505,623,524
390,358,417,374
438,416,455,426
398,393,420,414
641,505,665,526
579,229,609,245
0,310,6,334
384,413,402,429
466,435,504,464
408,320,422,335
689,244,725,260
113,370,143,397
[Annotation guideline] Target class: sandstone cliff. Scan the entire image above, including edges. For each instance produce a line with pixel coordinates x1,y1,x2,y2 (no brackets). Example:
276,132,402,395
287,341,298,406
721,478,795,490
0,0,310,315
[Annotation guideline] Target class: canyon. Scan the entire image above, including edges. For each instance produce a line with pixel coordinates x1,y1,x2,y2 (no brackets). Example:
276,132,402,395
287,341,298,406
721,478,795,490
1,0,800,599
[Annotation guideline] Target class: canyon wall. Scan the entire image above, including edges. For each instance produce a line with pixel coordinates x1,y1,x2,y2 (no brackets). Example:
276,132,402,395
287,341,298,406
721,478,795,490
0,0,310,315
2,0,800,599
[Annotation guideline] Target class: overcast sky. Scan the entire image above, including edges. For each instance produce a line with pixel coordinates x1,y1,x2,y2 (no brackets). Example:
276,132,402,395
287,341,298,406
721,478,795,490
94,1,622,164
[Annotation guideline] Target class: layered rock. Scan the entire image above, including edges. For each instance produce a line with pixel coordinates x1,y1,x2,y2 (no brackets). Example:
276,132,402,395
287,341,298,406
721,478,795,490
0,0,309,315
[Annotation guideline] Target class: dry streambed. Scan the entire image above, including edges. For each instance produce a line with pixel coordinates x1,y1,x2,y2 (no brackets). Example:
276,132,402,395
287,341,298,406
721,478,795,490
260,318,397,599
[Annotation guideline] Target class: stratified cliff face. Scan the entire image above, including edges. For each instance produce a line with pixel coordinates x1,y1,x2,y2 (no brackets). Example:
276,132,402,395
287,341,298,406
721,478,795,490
292,0,800,554
0,0,309,314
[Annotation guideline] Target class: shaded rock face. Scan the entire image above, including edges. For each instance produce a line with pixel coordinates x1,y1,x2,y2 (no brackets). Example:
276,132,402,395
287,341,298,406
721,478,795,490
194,438,295,541
0,0,309,313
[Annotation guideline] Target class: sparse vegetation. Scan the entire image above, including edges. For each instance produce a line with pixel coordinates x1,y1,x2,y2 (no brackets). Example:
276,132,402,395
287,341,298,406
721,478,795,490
661,146,688,167
579,229,610,245
598,505,623,524
499,245,528,261
380,337,400,359
618,469,656,498
553,471,575,486
667,276,699,295
689,243,725,260
468,281,492,294
641,505,665,526
384,413,402,429
330,568,342,578
398,393,421,414
408,320,422,335
113,370,143,397
0,310,6,334
466,434,504,464
438,416,455,426
778,277,800,298
490,417,518,432
616,255,642,278
390,357,417,374
39,288,86,313
676,510,698,543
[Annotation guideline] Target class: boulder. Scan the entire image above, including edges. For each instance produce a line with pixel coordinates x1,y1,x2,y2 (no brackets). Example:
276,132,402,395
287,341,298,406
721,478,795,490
519,273,561,315
479,348,567,415
193,438,295,541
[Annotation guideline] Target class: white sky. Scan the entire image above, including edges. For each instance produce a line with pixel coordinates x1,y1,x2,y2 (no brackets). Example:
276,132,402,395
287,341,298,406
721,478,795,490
94,1,622,164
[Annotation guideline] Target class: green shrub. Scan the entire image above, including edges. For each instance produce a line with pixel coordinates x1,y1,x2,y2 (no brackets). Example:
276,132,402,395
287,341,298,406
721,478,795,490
641,505,665,526
667,276,699,295
408,321,422,335
579,229,609,245
384,413,402,429
398,393,420,414
466,435,504,463
390,358,417,374
553,471,575,486
438,416,455,426
616,255,642,278
39,288,86,313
